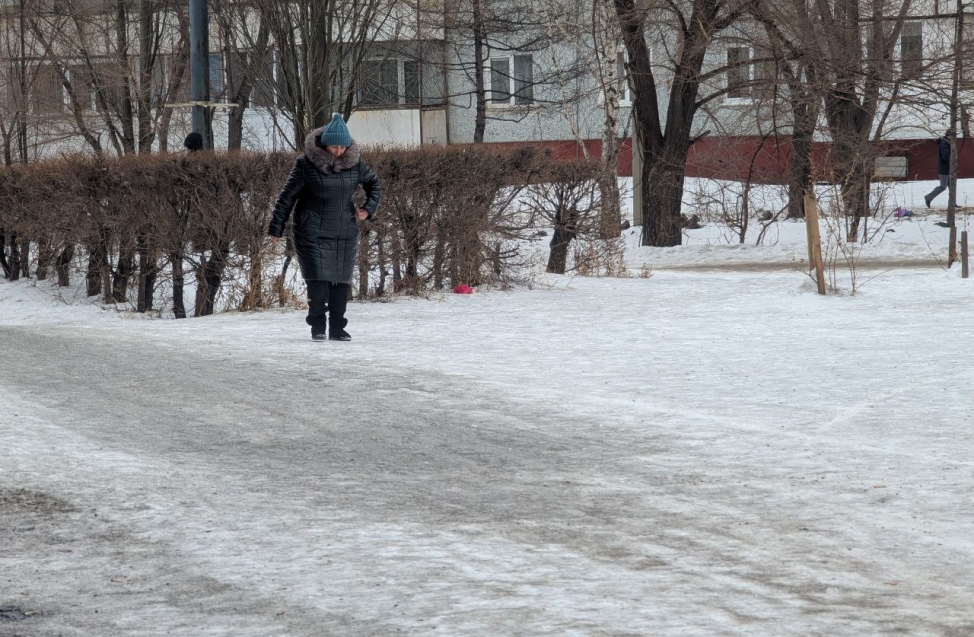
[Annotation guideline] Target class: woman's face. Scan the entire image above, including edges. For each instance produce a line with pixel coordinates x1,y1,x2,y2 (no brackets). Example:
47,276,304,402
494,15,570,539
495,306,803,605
327,145,347,157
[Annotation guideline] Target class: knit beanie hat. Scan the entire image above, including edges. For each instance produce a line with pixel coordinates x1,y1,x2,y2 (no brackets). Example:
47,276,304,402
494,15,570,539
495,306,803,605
320,113,351,147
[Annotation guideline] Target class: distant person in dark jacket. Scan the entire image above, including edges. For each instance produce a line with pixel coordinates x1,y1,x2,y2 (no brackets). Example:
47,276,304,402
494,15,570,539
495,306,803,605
268,113,381,342
924,133,953,207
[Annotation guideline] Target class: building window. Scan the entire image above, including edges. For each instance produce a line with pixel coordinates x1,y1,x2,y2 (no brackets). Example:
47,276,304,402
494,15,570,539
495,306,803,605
93,63,125,113
752,46,777,99
488,54,534,106
617,51,631,104
726,46,751,99
963,14,974,85
32,64,63,114
225,51,249,102
251,51,277,108
358,58,423,107
404,60,421,104
67,65,95,111
360,59,399,106
489,58,511,104
208,53,224,99
901,21,922,77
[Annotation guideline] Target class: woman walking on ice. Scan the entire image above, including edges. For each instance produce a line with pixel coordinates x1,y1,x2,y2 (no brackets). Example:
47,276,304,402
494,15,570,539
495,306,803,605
268,113,381,341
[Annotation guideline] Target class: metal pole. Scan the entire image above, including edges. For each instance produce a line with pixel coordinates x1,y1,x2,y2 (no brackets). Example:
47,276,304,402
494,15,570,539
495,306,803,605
947,0,964,265
189,0,211,149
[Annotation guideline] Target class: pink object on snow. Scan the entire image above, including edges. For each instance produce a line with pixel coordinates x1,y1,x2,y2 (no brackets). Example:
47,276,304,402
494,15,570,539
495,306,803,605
452,284,474,294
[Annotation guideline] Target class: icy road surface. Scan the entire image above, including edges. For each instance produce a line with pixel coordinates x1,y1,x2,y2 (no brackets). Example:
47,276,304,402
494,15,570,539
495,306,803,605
2,270,973,636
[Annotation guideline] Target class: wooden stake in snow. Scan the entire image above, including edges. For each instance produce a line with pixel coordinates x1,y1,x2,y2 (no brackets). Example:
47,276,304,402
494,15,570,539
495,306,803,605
962,231,969,279
950,226,958,268
803,192,827,295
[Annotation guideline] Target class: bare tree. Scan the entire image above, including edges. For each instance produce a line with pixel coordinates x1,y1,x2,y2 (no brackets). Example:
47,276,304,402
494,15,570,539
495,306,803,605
615,0,746,247
223,0,405,149
212,0,269,150
592,0,625,239
22,0,188,156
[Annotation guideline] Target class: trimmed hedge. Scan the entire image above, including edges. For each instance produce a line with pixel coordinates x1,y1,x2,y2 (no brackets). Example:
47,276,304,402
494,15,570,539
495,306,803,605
0,144,554,316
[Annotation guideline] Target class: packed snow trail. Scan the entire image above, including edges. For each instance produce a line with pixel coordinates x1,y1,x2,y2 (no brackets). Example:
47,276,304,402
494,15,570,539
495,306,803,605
1,277,973,636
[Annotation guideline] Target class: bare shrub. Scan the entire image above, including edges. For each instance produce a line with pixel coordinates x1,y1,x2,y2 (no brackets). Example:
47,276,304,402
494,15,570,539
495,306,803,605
361,144,545,296
1,145,568,315
521,159,606,275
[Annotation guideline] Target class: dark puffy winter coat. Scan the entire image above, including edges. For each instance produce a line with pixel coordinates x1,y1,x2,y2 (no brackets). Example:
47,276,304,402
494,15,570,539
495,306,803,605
268,130,381,283
938,137,951,176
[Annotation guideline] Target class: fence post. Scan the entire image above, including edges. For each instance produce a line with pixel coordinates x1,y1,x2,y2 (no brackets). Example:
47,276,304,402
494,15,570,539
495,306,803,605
962,230,969,279
803,192,827,295
949,226,958,268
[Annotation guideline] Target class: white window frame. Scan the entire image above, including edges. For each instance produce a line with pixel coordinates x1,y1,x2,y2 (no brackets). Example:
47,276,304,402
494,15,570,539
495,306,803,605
485,53,534,108
900,20,923,78
32,63,66,115
616,46,632,106
596,46,633,107
724,45,753,104
67,66,96,112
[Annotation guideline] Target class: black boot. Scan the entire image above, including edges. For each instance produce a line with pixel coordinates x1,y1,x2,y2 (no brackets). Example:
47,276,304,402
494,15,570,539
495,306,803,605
327,283,351,341
329,316,351,341
306,281,330,339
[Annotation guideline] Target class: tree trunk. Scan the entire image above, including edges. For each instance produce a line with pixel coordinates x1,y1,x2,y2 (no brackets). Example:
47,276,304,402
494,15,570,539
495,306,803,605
616,0,718,247
194,242,228,316
376,227,387,296
171,252,186,318
36,238,52,281
137,0,156,152
432,224,445,290
641,148,688,247
598,171,621,240
56,244,74,286
356,228,370,299
596,0,622,240
546,224,575,274
241,248,265,311
116,0,137,154
158,9,191,153
787,97,817,219
842,157,870,242
2,129,11,165
87,240,107,297
308,1,332,131
7,232,20,281
0,229,9,279
472,0,487,143
827,96,873,242
275,242,293,307
787,135,812,220
113,245,135,302
598,100,622,240
136,236,158,312
19,238,29,278
227,23,266,150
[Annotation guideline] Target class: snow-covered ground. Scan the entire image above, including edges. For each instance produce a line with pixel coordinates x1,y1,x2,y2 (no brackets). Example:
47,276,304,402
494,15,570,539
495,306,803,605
1,179,973,636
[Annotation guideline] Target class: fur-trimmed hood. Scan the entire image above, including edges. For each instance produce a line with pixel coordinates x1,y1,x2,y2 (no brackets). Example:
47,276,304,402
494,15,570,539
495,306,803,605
303,127,361,175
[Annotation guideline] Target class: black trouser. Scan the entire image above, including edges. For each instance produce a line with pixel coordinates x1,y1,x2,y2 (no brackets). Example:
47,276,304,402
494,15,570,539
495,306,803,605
306,280,348,335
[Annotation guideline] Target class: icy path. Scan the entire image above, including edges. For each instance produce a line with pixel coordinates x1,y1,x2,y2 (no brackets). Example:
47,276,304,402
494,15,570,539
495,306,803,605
1,270,973,636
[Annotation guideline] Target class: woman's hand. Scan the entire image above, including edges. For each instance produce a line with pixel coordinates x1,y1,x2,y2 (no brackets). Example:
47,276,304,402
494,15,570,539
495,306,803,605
269,236,280,244
356,209,369,221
